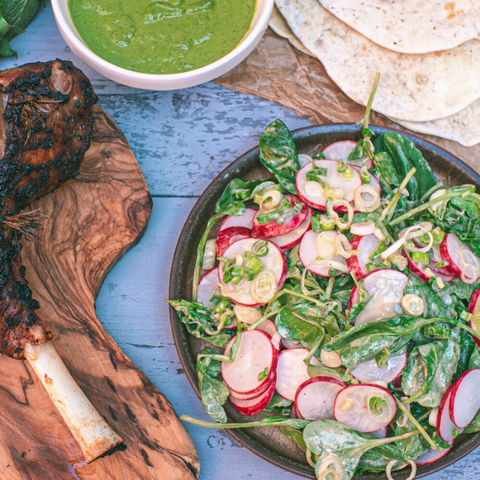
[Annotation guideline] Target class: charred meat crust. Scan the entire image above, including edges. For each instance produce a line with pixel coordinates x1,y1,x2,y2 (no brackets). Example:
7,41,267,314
0,60,97,359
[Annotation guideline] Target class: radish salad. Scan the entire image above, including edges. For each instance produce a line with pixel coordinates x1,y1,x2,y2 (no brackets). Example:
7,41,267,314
169,99,480,480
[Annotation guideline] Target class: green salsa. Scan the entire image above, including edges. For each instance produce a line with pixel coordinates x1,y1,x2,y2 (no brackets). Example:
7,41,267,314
69,0,256,74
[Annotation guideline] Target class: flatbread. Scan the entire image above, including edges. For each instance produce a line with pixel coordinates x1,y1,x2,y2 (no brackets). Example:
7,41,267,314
269,5,313,56
275,0,480,122
318,0,480,54
390,100,480,148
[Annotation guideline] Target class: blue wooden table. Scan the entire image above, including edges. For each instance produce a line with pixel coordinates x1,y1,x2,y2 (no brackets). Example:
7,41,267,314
5,4,479,479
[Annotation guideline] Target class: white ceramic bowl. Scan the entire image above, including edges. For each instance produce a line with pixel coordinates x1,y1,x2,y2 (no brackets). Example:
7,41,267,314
51,0,273,91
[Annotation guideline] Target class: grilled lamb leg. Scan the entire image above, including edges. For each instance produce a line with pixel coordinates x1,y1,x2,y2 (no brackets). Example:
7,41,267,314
0,60,123,462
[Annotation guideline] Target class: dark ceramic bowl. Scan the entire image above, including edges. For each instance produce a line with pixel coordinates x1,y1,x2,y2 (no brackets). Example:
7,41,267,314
169,124,480,478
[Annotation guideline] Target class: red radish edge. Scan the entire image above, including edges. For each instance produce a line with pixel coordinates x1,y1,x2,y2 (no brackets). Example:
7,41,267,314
230,378,277,416
218,238,287,307
221,330,278,397
216,226,251,257
440,233,480,282
252,195,307,239
347,234,382,280
334,384,397,433
322,140,357,161
468,288,480,347
437,385,462,445
415,447,451,466
220,208,256,231
350,353,407,384
449,369,480,429
294,376,345,420
269,208,312,251
299,230,347,278
295,159,362,211
197,268,220,308
276,348,314,402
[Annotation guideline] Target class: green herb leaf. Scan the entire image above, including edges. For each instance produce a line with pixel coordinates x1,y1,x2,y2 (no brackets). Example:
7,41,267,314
369,397,387,415
197,348,230,423
259,119,300,194
258,366,269,382
215,178,264,215
0,0,40,57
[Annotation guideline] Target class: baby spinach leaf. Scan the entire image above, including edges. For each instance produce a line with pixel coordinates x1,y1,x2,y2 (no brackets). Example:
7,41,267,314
454,327,476,381
404,274,458,320
215,178,264,215
377,133,437,201
280,426,308,453
259,119,300,194
197,349,230,423
372,151,400,197
394,415,430,461
357,445,408,473
402,336,460,408
326,315,457,369
303,419,413,480
469,346,480,369
464,410,480,433
0,0,40,58
374,133,419,200
275,305,325,352
264,391,292,416
348,139,370,161
167,299,232,348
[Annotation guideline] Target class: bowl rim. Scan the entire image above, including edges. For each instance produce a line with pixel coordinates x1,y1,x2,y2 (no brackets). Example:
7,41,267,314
169,122,480,479
51,0,273,80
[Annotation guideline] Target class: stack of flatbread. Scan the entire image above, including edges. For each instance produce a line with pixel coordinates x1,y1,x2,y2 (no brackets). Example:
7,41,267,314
269,0,480,147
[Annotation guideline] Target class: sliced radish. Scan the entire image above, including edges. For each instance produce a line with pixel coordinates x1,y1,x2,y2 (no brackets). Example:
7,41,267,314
218,238,287,307
322,140,357,161
350,353,407,384
352,167,381,197
347,234,382,280
468,288,480,347
299,230,347,277
431,244,456,277
281,338,303,349
294,376,345,420
256,319,281,350
403,249,454,284
197,268,220,308
220,208,256,231
227,374,273,401
334,384,396,433
440,233,480,283
416,447,451,466
230,378,276,416
449,369,480,429
296,159,362,211
276,348,320,401
437,385,463,444
370,427,388,439
349,269,407,325
270,208,312,251
216,226,251,257
221,330,278,397
252,195,307,238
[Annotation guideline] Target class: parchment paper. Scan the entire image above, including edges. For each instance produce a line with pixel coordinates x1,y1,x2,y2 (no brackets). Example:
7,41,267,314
215,29,480,171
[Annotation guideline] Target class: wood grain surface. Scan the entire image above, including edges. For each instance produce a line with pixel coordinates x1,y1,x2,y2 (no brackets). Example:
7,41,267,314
0,106,199,480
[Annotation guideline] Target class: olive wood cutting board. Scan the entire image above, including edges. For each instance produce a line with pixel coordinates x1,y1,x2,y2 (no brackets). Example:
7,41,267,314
0,106,199,480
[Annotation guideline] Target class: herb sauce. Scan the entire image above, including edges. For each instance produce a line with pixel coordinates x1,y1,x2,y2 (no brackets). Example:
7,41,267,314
69,0,256,74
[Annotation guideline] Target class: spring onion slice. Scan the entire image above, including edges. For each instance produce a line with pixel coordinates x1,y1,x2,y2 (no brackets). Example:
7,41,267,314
354,184,380,213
